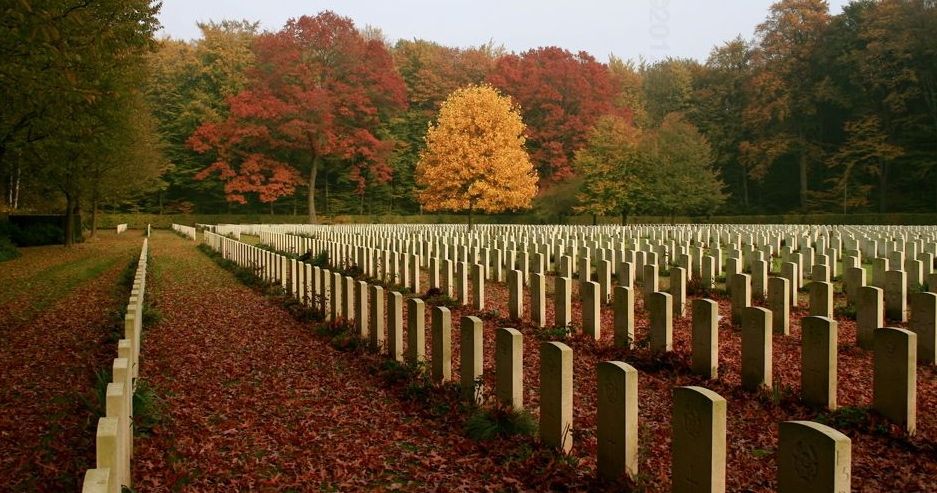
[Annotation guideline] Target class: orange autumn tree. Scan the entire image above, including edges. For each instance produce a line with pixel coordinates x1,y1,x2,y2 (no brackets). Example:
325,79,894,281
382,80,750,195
415,85,537,229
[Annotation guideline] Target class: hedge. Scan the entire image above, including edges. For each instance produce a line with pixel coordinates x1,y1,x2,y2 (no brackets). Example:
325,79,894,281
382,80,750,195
95,212,937,229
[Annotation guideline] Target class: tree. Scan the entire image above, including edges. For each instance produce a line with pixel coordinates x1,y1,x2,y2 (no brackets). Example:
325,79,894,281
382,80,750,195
642,57,700,126
573,115,645,224
385,39,499,212
641,113,727,219
826,115,903,214
189,11,407,222
488,47,621,182
415,85,537,229
1,0,161,244
692,38,755,208
146,21,259,214
608,56,648,128
742,0,831,210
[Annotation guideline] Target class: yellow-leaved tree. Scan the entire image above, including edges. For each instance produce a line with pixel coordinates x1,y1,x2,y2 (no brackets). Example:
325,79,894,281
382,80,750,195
415,84,538,229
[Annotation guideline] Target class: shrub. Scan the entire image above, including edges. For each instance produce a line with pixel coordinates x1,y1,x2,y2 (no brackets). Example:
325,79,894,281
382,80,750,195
465,403,538,441
537,325,572,341
0,235,19,262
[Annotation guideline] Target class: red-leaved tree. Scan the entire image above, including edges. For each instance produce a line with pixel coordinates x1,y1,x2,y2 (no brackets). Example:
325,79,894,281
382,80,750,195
188,11,407,221
487,47,623,182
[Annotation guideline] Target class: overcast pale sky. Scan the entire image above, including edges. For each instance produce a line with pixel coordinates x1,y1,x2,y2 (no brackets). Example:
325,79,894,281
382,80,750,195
157,0,852,62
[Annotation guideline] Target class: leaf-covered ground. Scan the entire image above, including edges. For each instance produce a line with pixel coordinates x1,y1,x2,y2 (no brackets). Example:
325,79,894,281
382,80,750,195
133,232,584,491
0,232,144,491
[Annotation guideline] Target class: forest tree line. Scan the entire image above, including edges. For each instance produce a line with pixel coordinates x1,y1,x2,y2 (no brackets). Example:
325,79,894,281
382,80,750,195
1,0,935,229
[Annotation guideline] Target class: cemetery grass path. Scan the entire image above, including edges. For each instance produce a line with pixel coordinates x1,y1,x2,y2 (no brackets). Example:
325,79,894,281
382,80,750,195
0,231,145,491
133,231,581,491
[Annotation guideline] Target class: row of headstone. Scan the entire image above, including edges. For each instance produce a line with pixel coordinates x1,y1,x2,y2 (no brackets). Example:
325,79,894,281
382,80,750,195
82,239,148,493
171,223,196,240
205,230,859,491
248,225,937,378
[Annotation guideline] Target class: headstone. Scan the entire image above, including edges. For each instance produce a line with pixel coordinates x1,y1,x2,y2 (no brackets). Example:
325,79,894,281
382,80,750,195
909,292,936,364
598,259,613,304
885,270,908,322
801,316,838,410
460,316,484,402
555,277,572,328
431,306,452,383
781,262,799,307
777,421,851,493
873,327,917,434
671,386,727,493
508,269,523,320
472,263,485,310
582,281,601,340
808,281,833,319
496,327,524,410
730,273,751,325
614,286,635,348
844,267,865,303
671,267,687,318
649,292,673,353
643,264,659,297
540,342,573,453
872,257,889,289
368,285,384,351
692,299,719,379
768,277,790,335
597,361,639,481
406,298,425,365
856,286,884,350
531,273,546,328
752,259,768,299
356,280,369,340
388,292,404,361
742,307,773,391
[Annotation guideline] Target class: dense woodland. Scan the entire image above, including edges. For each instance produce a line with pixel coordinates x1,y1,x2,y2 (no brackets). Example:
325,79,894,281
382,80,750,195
1,0,936,228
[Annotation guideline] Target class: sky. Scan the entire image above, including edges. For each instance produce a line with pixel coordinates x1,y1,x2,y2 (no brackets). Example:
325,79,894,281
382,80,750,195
157,0,852,62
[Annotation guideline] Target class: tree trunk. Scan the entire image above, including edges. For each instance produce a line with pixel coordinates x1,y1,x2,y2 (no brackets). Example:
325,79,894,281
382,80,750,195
799,151,808,210
467,205,474,232
592,213,597,226
90,197,98,238
269,201,274,215
308,158,319,223
620,209,628,226
158,191,163,215
741,166,749,209
64,194,74,247
879,160,889,213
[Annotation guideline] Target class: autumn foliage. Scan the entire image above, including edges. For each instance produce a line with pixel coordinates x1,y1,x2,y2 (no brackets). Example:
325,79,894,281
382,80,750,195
488,47,624,183
187,11,407,221
415,85,537,224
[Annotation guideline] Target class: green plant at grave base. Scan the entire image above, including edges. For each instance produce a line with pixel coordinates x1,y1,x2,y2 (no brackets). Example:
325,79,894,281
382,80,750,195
815,406,871,430
307,250,328,267
834,303,857,320
78,368,112,417
465,402,538,441
423,287,459,308
752,447,774,458
143,304,164,326
378,359,427,387
133,378,166,436
538,325,572,341
686,276,712,297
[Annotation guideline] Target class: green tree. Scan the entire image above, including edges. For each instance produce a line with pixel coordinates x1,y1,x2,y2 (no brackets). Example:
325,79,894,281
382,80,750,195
641,113,727,220
692,37,755,209
1,0,161,244
572,115,645,224
742,0,831,210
